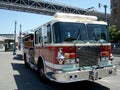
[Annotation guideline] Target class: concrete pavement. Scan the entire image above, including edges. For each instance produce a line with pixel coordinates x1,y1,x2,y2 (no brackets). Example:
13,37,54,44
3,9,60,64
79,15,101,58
0,51,22,90
0,50,120,90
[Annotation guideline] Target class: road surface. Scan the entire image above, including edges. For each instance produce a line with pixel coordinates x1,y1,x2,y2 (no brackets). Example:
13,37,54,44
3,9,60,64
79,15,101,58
0,51,120,90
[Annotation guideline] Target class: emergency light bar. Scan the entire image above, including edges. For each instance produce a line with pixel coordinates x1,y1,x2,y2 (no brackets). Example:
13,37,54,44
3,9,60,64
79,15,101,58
54,12,98,22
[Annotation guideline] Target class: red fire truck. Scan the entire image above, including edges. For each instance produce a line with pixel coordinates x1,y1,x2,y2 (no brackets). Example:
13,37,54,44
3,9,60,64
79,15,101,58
23,13,116,83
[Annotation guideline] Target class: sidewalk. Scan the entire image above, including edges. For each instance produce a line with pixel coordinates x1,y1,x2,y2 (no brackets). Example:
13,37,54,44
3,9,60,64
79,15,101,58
0,51,17,90
113,54,120,57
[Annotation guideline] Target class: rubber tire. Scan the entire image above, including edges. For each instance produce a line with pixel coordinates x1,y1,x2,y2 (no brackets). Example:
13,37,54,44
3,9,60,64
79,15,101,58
37,59,47,82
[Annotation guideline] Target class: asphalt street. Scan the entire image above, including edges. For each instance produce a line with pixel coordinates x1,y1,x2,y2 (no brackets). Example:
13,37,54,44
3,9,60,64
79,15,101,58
0,50,120,90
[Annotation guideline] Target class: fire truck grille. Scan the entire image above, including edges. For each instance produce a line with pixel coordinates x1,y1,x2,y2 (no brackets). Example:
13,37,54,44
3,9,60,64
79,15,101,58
76,46,100,67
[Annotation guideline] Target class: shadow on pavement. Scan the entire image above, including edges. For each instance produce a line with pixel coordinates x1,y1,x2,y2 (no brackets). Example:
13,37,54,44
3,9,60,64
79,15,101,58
11,63,110,90
48,80,110,90
13,54,23,60
11,63,50,90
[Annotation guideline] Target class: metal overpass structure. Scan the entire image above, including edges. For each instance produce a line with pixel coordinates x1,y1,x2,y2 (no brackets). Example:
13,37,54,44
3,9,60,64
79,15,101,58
0,0,109,20
0,0,87,15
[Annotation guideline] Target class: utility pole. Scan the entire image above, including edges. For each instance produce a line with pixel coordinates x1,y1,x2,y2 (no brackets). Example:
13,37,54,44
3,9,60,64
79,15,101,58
99,3,107,22
19,24,22,50
104,5,107,22
13,21,17,55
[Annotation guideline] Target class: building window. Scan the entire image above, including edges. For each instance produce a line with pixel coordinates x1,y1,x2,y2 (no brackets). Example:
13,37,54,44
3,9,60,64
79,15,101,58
114,18,117,23
113,0,117,7
113,8,117,14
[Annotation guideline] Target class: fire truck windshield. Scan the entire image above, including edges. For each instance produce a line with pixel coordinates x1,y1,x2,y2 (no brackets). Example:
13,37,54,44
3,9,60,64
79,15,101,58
87,24,109,43
53,22,87,43
53,22,109,43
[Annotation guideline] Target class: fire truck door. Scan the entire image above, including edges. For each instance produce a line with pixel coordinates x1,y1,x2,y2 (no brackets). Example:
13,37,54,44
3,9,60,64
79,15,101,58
29,48,34,64
43,25,54,70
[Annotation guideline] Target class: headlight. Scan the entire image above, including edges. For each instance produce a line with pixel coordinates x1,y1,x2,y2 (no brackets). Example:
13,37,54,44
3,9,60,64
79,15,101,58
64,59,75,64
101,57,108,61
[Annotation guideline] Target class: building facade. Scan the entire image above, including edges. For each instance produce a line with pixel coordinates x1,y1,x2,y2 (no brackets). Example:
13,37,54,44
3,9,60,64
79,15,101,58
111,0,120,30
0,34,18,51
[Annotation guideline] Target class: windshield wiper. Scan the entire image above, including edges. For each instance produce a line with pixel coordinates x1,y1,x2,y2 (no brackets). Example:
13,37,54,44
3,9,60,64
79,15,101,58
73,28,88,43
76,28,81,41
73,40,84,43
97,39,106,43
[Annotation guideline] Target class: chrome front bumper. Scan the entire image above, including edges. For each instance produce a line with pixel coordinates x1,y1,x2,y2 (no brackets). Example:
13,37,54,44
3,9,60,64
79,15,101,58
90,66,117,80
54,70,90,83
48,66,116,83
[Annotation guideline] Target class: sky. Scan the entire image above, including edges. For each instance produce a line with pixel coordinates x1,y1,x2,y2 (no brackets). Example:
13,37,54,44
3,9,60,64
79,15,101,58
0,0,110,34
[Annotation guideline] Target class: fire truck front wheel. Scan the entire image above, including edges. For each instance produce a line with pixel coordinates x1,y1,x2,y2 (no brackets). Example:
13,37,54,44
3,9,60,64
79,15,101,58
37,58,46,82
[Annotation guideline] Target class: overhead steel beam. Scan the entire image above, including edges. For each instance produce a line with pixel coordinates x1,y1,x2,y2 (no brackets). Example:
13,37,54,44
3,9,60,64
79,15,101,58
0,0,86,15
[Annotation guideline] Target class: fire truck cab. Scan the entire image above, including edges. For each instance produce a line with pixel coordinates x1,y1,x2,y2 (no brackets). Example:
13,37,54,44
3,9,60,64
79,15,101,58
23,13,116,83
